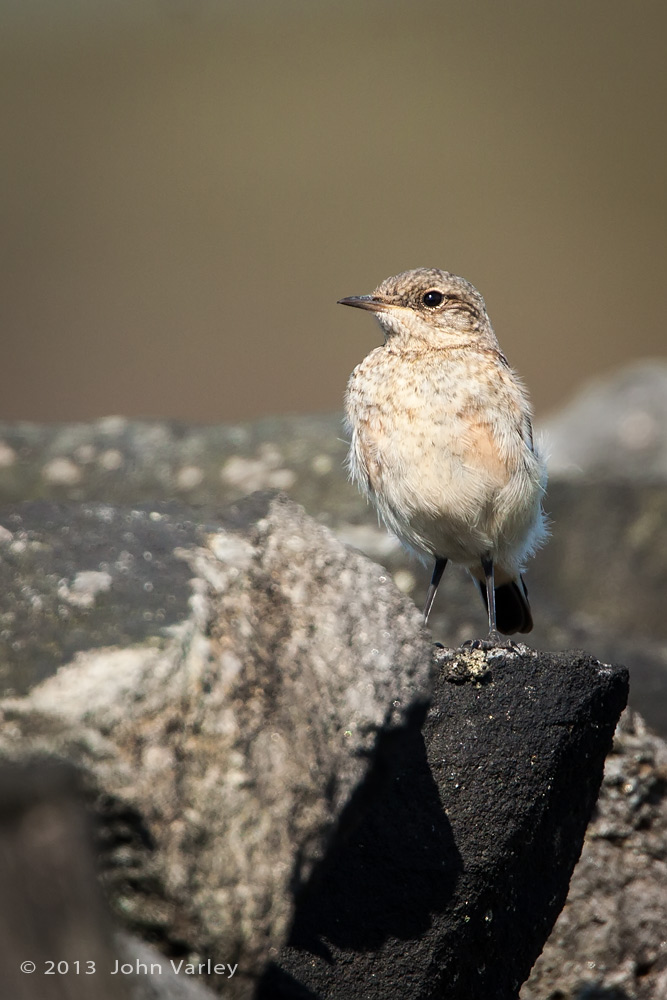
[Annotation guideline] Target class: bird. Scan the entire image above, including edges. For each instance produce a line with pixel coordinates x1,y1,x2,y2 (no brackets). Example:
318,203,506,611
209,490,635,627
339,268,547,638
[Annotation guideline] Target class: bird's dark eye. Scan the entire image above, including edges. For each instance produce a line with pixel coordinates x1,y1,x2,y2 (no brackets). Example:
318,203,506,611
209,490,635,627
422,290,445,308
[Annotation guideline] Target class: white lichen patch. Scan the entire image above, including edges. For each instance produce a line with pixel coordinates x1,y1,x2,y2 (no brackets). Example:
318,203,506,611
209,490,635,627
206,532,255,570
463,647,488,673
42,457,82,485
97,415,128,435
311,453,333,476
0,441,17,467
393,569,416,594
58,570,113,608
26,644,170,725
616,409,657,450
176,465,204,490
334,523,403,561
220,443,296,492
74,444,97,463
98,448,124,471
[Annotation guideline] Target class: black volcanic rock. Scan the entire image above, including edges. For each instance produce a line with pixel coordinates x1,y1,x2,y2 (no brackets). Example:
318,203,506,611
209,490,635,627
260,645,628,1000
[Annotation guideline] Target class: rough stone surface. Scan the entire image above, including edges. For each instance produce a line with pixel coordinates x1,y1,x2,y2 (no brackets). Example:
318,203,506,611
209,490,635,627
0,499,201,694
522,709,667,1000
538,359,667,480
1,377,664,998
531,480,667,645
0,404,665,732
260,645,627,1000
0,494,431,1000
0,414,354,516
0,492,630,998
115,935,218,1000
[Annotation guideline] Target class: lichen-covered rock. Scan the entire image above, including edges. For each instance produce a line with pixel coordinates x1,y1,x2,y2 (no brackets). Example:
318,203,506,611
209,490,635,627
522,709,667,1000
0,493,431,1000
0,493,629,998
1,412,665,731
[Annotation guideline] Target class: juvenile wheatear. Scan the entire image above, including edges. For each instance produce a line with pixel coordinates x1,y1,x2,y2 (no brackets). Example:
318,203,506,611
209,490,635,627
340,268,547,637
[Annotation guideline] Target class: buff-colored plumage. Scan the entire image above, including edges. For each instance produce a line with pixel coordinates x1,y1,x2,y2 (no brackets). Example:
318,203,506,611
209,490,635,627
340,268,547,636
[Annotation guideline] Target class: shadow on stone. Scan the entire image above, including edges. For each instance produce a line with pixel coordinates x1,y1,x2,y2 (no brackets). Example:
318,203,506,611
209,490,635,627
259,708,459,995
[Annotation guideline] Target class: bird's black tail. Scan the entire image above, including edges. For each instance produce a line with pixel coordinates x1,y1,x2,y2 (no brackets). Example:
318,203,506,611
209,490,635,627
476,575,533,635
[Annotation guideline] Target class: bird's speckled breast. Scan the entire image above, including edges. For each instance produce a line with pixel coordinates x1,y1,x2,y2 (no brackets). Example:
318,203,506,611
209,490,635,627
345,344,544,566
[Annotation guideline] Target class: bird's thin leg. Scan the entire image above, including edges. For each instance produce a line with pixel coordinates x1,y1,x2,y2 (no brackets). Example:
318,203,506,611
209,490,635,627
423,557,448,625
481,554,500,641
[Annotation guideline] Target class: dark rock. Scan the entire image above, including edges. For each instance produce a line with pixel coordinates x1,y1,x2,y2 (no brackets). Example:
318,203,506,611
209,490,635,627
0,760,128,1000
525,479,667,735
0,499,204,694
522,709,667,1000
530,480,667,643
260,646,628,1000
0,755,217,1000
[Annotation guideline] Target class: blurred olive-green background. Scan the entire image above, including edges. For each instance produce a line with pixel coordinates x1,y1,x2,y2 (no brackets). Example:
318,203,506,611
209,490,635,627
2,0,665,424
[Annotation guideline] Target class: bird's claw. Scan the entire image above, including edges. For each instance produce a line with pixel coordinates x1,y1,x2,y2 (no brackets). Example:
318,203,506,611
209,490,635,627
461,634,523,653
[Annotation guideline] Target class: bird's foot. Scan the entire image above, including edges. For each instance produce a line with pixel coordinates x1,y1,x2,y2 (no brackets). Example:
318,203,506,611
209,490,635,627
461,634,525,653
461,633,501,652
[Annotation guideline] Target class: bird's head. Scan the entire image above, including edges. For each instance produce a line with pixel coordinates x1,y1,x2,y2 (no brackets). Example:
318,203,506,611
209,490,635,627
339,268,497,350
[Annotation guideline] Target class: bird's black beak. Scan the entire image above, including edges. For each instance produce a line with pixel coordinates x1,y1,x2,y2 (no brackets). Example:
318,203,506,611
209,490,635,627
337,295,386,312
